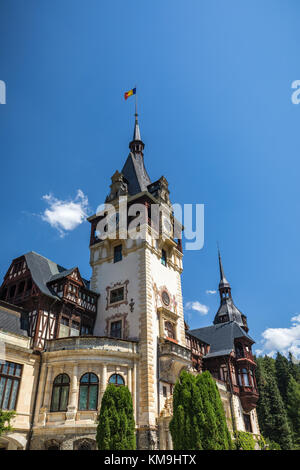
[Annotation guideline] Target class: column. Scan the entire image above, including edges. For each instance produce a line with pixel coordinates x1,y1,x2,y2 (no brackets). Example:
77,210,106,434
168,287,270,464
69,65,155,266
39,365,53,426
132,361,137,423
34,360,46,425
127,367,132,392
43,366,53,410
66,364,78,422
99,363,107,407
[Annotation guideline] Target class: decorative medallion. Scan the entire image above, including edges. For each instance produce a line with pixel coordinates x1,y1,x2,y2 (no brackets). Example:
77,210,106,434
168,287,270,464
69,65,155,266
162,290,170,306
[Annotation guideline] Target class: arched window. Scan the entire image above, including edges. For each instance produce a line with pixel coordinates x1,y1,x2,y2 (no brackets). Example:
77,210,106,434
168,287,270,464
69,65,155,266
51,374,70,412
108,374,124,386
79,373,98,410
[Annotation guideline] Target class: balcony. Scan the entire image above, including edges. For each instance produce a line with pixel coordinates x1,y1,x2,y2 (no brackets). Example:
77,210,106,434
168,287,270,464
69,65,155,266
159,339,191,362
239,386,259,412
158,339,192,382
44,335,138,356
236,349,255,364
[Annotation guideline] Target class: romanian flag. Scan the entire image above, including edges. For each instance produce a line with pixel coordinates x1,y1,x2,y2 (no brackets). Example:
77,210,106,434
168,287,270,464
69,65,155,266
124,87,136,100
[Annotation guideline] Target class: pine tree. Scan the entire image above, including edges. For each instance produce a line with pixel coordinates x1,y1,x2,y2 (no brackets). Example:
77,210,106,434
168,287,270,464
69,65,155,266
286,377,300,448
196,371,233,450
275,352,291,403
288,352,300,384
255,356,293,450
96,385,136,450
170,370,233,450
170,369,203,449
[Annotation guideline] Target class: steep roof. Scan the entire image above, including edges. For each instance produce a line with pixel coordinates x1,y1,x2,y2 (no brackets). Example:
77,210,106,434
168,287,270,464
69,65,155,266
24,252,93,300
25,251,67,299
121,153,151,195
0,301,29,337
189,321,254,359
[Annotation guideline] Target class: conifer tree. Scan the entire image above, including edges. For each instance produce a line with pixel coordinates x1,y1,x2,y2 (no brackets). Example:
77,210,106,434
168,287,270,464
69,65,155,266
96,384,136,450
275,352,291,403
170,370,203,449
286,377,300,448
288,352,300,384
255,356,293,450
196,371,233,450
170,370,233,450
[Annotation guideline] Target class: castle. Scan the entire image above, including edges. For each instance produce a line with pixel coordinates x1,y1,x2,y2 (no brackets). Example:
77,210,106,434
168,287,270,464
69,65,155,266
0,113,260,450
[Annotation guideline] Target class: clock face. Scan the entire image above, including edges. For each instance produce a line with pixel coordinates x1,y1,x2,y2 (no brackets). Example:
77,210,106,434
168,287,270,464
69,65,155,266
163,217,172,233
162,291,170,306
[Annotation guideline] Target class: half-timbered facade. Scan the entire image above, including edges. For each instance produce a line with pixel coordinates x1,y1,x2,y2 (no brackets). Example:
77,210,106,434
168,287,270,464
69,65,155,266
0,252,98,350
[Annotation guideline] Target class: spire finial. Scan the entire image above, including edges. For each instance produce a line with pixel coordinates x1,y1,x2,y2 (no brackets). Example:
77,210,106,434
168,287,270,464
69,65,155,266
133,89,141,141
218,245,225,281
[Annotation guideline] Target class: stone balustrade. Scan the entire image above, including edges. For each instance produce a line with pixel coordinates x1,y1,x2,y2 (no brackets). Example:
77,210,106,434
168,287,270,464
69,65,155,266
44,335,138,355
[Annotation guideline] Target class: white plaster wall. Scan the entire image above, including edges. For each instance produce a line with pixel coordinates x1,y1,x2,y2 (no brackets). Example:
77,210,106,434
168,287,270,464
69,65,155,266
92,244,142,339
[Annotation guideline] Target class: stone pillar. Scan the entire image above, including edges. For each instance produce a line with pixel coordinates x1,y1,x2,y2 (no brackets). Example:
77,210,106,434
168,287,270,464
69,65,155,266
99,363,107,407
34,360,46,425
66,365,78,422
132,361,137,422
39,365,53,425
127,367,132,392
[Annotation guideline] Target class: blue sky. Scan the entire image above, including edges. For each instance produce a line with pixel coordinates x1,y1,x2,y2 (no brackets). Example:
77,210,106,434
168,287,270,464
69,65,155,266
1,0,300,357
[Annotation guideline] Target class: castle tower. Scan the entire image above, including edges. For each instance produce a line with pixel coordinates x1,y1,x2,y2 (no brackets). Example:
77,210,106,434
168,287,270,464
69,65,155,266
88,113,189,449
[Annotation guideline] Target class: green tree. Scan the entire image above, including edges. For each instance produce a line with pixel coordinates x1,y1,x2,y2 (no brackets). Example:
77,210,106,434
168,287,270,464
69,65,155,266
234,431,256,450
275,352,291,403
170,370,233,450
286,376,300,448
255,356,293,450
288,352,300,384
196,371,233,450
96,385,136,450
0,410,15,437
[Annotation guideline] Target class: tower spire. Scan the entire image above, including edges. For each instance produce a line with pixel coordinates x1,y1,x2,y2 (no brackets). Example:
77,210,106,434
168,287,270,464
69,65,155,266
218,248,230,288
129,94,144,153
214,249,249,331
133,102,141,142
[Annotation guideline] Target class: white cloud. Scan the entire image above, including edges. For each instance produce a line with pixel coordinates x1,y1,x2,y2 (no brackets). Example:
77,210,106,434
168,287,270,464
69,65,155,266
255,314,300,359
41,189,89,237
206,290,217,295
185,301,209,315
291,314,300,324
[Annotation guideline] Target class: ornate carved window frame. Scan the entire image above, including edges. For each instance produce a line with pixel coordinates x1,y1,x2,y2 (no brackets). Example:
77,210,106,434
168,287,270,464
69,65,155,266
106,280,129,310
157,307,179,342
105,312,129,339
